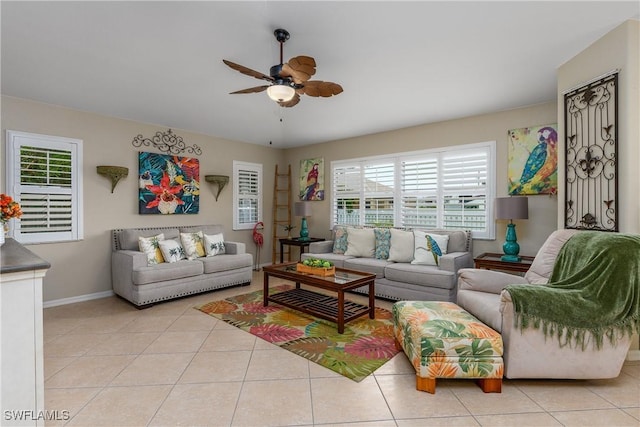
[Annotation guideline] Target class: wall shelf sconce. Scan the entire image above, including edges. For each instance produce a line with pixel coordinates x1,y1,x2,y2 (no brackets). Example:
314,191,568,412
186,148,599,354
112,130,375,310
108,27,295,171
97,166,129,193
205,175,230,201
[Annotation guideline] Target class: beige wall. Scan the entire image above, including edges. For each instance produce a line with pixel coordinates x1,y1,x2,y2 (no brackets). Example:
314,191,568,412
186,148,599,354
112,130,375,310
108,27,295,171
1,96,284,302
557,19,640,233
284,102,559,258
557,19,640,351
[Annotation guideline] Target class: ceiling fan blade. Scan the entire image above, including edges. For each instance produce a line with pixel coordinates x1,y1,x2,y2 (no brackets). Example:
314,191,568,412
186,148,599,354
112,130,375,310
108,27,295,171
278,93,301,108
280,56,317,84
223,59,273,82
229,85,270,94
299,81,343,97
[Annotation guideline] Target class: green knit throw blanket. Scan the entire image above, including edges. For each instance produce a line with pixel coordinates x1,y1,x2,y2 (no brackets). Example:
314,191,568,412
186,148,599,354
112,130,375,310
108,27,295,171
505,231,640,350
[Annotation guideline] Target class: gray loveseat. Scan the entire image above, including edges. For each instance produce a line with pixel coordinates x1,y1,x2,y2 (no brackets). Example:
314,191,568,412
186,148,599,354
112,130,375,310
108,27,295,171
112,224,253,307
302,227,472,302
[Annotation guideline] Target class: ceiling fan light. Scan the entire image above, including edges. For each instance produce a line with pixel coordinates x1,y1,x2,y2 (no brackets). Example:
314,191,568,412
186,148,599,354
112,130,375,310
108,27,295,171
267,84,295,102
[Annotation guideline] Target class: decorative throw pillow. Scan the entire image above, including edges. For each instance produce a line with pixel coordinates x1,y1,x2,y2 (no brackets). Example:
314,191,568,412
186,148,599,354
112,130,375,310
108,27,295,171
332,226,348,254
412,230,449,266
180,231,206,260
204,233,226,256
138,234,165,265
344,227,375,258
158,239,187,263
387,229,415,263
374,228,391,259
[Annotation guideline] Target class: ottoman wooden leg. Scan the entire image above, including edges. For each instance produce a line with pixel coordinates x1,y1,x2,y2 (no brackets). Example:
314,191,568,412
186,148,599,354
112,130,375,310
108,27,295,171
415,376,436,394
476,378,502,393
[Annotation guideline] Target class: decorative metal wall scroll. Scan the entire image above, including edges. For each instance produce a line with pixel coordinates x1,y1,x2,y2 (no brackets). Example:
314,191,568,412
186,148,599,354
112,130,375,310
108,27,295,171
564,71,618,231
132,129,202,155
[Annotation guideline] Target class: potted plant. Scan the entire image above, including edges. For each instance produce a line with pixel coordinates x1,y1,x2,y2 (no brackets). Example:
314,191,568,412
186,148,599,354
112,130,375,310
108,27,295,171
281,224,296,239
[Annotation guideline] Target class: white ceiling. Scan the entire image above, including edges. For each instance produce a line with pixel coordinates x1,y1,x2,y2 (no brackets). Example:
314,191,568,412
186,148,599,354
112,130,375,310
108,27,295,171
2,1,638,148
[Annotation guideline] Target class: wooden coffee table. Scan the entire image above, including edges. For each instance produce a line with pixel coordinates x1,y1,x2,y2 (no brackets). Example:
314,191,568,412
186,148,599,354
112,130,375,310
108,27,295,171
262,262,376,334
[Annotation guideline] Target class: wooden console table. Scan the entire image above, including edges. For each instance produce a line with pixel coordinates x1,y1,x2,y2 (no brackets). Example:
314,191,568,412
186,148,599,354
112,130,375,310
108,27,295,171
279,237,325,263
474,252,534,274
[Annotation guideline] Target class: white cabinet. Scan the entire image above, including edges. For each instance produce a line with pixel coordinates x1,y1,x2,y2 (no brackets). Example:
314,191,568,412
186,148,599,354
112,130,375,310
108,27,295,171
1,239,50,427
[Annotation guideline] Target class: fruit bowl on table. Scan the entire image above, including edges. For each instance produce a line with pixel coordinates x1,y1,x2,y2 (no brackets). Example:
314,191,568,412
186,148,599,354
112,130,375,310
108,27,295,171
296,258,336,277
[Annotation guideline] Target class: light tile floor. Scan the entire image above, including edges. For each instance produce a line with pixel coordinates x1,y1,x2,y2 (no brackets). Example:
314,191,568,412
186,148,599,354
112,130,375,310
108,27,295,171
43,271,640,426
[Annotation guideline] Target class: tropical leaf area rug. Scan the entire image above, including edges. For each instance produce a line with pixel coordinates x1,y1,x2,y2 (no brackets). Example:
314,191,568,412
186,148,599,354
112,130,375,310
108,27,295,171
196,285,401,382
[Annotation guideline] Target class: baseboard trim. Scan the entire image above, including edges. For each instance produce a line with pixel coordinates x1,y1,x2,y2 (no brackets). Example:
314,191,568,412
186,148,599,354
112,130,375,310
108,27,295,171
626,349,640,361
43,290,115,308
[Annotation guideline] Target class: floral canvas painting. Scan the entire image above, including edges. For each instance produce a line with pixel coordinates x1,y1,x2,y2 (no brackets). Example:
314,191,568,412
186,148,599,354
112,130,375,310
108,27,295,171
138,151,200,214
507,123,558,195
299,158,324,201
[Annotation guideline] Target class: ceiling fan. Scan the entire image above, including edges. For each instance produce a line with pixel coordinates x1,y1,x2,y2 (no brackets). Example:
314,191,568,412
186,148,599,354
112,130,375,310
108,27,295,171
223,28,343,107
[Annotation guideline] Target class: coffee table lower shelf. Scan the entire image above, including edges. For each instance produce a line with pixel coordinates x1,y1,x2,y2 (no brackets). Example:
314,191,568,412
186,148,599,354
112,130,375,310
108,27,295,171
268,288,370,331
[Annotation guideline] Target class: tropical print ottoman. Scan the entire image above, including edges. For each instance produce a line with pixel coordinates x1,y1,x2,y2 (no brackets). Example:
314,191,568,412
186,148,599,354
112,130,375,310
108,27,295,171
392,300,503,393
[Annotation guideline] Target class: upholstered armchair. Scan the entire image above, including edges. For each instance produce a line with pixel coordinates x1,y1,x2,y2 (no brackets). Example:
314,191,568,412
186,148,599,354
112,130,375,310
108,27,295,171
457,229,635,379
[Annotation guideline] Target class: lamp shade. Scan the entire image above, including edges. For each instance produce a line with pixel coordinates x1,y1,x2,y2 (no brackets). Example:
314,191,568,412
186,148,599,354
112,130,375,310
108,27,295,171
294,201,312,217
267,85,295,102
495,197,528,220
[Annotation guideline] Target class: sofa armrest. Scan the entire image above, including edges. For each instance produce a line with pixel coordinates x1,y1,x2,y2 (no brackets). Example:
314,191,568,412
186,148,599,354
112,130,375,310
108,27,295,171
458,268,529,295
439,251,473,273
224,241,246,255
308,240,334,254
111,250,148,300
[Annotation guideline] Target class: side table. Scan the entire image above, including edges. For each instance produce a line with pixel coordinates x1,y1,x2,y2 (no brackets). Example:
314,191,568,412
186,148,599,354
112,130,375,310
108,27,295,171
279,237,325,263
474,252,534,274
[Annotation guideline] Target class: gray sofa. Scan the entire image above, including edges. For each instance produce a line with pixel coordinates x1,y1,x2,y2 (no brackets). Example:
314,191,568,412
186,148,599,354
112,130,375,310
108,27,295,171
111,224,253,307
302,228,472,302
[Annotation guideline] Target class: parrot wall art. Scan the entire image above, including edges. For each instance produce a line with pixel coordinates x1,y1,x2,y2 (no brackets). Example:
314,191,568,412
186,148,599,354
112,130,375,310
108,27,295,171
507,124,558,195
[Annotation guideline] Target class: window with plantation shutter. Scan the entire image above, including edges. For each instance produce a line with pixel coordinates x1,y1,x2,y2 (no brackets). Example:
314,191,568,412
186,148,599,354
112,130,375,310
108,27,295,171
6,130,83,243
331,141,495,239
233,161,262,230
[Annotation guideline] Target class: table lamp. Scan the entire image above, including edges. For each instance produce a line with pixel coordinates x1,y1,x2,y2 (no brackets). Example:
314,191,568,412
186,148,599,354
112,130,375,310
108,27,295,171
294,201,312,240
495,196,528,262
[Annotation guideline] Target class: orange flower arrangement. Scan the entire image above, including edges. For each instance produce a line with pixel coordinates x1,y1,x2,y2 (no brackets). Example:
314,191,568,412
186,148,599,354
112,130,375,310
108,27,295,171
0,194,23,223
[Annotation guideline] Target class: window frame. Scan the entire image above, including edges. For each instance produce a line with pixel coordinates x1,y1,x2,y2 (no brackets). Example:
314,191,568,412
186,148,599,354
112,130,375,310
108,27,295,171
331,141,496,239
232,160,263,231
5,130,84,244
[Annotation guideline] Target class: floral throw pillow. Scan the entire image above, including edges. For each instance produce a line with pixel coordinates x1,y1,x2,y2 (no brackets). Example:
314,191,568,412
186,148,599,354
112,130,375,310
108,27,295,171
374,228,391,259
204,233,226,256
180,231,206,260
332,226,348,254
138,234,165,265
158,239,187,263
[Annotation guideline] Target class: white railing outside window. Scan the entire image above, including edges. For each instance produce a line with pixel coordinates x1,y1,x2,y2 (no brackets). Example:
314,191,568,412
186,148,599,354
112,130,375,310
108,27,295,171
331,141,496,239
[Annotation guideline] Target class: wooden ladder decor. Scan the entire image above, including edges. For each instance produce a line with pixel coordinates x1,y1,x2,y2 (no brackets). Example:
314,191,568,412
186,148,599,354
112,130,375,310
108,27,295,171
271,164,292,264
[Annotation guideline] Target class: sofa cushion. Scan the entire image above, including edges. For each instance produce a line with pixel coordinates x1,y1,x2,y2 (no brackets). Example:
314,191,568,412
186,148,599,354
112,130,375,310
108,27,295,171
204,233,226,256
132,260,204,285
158,239,187,263
120,228,179,251
524,229,579,284
384,263,455,290
344,227,375,257
180,231,206,260
138,234,166,265
418,229,469,253
343,258,392,278
180,225,225,237
388,229,414,262
200,253,253,274
374,228,391,259
332,226,348,254
412,231,449,266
